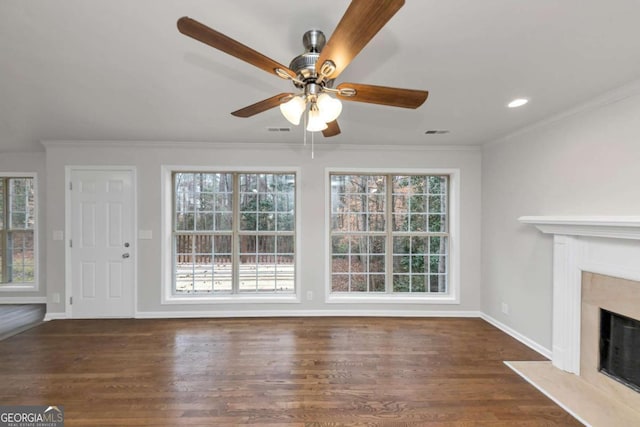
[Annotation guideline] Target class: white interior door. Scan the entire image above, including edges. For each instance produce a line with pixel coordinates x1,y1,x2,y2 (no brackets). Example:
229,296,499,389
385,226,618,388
69,169,135,318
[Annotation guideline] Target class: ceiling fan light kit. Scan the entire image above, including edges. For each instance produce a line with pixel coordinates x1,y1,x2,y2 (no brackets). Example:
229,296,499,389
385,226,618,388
177,0,428,140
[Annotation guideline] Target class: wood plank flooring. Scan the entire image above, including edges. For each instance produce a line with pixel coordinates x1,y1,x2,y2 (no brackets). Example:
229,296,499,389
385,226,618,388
0,317,582,426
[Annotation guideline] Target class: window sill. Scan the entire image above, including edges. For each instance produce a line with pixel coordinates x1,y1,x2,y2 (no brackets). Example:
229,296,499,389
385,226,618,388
0,284,38,292
162,293,300,305
326,293,459,305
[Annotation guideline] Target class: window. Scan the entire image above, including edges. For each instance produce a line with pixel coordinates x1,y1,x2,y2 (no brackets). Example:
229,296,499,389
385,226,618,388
329,172,454,300
0,175,37,289
172,171,296,297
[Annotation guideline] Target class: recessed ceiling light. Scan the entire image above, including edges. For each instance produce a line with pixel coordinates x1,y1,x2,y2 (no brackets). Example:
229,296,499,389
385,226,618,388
507,98,529,108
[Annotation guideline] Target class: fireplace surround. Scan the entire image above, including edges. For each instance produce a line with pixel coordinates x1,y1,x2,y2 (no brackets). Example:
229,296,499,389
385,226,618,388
520,216,640,408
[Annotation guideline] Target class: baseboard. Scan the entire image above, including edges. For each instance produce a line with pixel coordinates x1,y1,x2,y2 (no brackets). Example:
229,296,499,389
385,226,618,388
43,312,67,321
135,310,483,319
480,313,551,359
0,297,47,304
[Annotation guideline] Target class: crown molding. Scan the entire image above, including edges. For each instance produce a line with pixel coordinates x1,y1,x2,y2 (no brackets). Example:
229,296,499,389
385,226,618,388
40,139,480,152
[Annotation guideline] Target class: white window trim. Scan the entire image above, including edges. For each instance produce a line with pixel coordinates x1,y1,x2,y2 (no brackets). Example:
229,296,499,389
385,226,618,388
324,168,460,305
161,165,301,304
0,172,39,292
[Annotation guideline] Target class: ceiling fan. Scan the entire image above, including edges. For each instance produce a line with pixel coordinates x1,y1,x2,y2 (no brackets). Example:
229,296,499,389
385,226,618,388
177,0,428,138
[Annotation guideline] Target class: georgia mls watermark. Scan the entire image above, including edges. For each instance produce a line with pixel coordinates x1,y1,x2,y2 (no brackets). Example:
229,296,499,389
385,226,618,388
0,406,64,427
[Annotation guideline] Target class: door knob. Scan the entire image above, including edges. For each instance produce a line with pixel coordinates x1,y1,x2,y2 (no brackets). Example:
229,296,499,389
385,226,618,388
122,253,130,259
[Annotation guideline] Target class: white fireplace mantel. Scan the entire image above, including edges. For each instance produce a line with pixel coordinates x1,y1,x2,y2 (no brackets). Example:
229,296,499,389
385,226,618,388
519,216,640,240
519,216,640,375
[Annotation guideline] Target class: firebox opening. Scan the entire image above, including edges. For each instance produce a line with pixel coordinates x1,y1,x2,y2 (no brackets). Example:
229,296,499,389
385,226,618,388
599,308,640,393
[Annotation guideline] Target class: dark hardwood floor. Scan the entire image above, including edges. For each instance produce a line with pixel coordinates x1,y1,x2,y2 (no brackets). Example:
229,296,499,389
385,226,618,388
0,317,581,426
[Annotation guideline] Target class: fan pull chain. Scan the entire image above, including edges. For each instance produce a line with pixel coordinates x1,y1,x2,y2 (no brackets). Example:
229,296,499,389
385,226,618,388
311,130,315,159
303,112,307,146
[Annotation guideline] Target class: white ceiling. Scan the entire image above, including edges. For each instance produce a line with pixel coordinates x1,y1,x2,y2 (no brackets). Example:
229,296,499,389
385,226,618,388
2,0,640,153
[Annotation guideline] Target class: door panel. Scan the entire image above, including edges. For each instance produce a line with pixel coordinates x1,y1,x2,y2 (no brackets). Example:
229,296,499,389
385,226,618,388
70,169,134,318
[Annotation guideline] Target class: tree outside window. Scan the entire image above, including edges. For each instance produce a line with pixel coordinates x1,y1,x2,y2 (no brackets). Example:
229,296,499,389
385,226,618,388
330,173,448,294
0,177,36,285
173,172,296,295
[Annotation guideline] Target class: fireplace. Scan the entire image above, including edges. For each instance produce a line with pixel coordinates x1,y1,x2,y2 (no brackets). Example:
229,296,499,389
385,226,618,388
519,216,640,410
599,309,640,393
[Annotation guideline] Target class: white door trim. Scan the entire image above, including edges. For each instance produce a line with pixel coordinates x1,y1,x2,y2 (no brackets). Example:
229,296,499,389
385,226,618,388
65,166,138,318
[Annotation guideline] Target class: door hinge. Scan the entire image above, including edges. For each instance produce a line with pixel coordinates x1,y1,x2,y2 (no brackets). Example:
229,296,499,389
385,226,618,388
69,239,73,248
70,296,73,305
69,181,73,190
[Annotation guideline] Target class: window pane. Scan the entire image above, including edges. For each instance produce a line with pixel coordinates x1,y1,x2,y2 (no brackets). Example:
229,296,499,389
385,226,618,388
215,212,232,231
175,254,195,293
331,172,449,296
409,214,427,232
258,235,275,253
238,233,294,293
277,213,294,231
330,233,386,292
275,255,295,292
277,235,294,254
351,275,367,292
429,214,447,233
240,173,295,232
171,171,295,296
412,275,426,293
2,178,36,285
392,234,448,293
369,255,385,273
393,236,410,254
212,255,232,292
258,213,275,231
367,214,385,232
240,212,257,231
331,274,349,292
175,173,232,233
11,213,27,229
429,176,447,194
332,255,348,273
370,275,385,292
195,212,213,231
330,175,385,233
5,231,35,283
393,275,410,292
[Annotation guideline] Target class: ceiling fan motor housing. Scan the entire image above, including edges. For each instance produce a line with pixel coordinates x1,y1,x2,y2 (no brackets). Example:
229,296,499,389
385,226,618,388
289,30,333,89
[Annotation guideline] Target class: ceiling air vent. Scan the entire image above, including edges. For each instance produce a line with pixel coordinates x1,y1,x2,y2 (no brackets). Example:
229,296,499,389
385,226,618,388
267,127,291,132
425,130,450,135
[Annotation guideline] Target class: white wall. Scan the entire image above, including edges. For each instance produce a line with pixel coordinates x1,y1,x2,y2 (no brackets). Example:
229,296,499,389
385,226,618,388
43,142,482,317
0,152,47,301
482,87,640,350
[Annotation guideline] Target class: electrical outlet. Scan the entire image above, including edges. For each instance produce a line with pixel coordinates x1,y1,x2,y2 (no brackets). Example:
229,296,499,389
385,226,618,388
306,291,313,301
52,293,61,303
501,302,509,315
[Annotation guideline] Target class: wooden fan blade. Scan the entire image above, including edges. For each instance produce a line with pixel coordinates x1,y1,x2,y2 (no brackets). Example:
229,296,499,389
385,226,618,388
322,120,341,137
336,83,428,109
231,93,294,118
177,17,296,79
316,0,405,80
